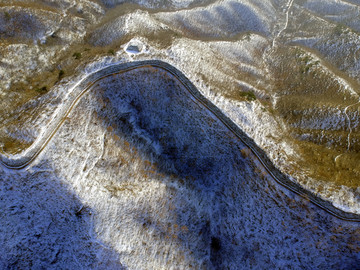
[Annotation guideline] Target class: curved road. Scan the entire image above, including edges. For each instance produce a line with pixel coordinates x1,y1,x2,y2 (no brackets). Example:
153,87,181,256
1,60,359,222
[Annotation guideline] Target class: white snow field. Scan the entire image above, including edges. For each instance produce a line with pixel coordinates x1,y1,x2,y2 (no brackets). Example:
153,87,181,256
1,66,360,269
1,0,360,268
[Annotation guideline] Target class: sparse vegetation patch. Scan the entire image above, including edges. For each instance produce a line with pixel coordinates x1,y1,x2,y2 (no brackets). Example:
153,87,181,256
239,91,256,101
58,70,65,79
73,52,82,59
333,23,349,36
4,11,11,21
35,86,48,94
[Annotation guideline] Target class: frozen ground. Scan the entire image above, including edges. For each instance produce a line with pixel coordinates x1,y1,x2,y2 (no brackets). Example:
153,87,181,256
1,67,360,268
1,0,360,268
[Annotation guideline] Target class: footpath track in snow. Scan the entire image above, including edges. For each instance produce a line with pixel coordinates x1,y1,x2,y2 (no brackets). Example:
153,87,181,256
1,60,359,222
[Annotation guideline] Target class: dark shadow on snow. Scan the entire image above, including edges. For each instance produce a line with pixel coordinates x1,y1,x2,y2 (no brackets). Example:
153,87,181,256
0,161,124,269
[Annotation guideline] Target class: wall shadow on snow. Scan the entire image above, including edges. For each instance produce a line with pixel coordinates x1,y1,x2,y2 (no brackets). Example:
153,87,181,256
91,67,250,268
89,67,360,268
0,163,124,269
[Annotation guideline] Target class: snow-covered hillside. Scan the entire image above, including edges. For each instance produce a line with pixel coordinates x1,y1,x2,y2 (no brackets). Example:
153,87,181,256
1,0,360,268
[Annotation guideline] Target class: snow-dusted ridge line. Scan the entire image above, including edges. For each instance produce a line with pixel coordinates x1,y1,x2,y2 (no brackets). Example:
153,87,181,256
0,60,359,222
344,100,360,151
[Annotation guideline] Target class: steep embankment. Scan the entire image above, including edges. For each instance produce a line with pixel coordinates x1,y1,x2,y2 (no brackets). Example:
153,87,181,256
1,62,360,268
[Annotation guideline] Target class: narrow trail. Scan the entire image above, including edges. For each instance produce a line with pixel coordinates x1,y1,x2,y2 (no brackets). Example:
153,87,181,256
262,0,294,81
0,60,359,222
273,0,295,47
